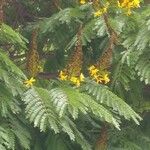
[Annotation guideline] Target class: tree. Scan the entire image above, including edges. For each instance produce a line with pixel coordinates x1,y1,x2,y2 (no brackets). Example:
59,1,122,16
0,0,150,150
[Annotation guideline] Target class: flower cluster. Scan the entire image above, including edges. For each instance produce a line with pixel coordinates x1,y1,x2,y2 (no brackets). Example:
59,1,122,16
117,0,140,15
59,71,85,87
88,65,110,84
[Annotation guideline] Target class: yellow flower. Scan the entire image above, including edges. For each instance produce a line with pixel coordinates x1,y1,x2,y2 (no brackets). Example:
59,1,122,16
133,0,140,7
106,2,110,7
80,73,85,82
103,7,107,13
127,9,131,16
93,74,98,79
90,68,99,76
93,3,109,18
88,65,110,84
70,76,78,83
38,65,43,72
24,77,36,87
80,0,86,5
88,65,95,71
76,80,80,87
94,10,103,17
117,0,140,15
102,73,110,84
117,1,121,8
70,76,80,87
95,76,103,84
59,71,67,81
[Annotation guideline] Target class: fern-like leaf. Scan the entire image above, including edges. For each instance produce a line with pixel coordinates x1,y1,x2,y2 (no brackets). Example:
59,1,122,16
82,80,142,124
49,86,120,129
135,51,150,84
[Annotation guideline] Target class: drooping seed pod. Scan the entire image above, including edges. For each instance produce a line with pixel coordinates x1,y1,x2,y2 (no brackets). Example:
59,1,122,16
26,29,40,77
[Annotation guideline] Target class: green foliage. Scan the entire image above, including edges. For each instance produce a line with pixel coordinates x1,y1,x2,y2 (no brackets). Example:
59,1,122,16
0,0,150,150
0,116,31,150
82,80,142,124
0,24,28,49
50,86,120,129
108,125,150,150
0,49,26,96
22,87,91,150
135,51,150,84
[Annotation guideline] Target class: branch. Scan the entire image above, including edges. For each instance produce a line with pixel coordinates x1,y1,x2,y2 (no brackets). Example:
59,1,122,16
38,72,58,79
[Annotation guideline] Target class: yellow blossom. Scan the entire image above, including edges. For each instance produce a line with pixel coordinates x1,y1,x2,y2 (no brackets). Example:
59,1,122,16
117,0,140,15
38,65,43,72
103,7,107,13
59,71,67,81
70,77,80,87
88,65,99,76
70,76,78,83
93,74,99,80
94,7,108,17
76,80,80,87
88,65,110,84
127,9,131,15
80,73,85,82
106,2,110,7
24,77,36,87
133,0,140,7
102,73,110,84
117,1,121,8
59,71,84,87
90,68,99,76
80,0,86,5
88,65,96,71
95,75,103,83
94,10,103,17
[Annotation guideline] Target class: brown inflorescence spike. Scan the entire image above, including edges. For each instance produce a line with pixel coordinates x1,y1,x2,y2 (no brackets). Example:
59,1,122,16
66,25,83,77
88,16,118,84
59,25,85,86
26,29,40,77
96,17,118,70
95,36,114,70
